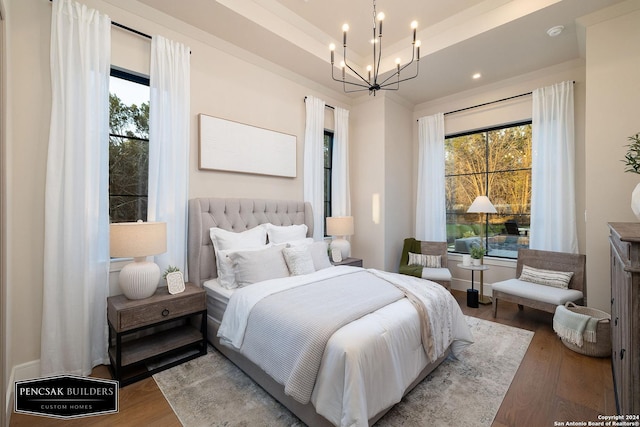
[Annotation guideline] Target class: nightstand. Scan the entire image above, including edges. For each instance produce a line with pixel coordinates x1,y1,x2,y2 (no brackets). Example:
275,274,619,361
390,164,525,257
332,257,363,267
107,283,207,386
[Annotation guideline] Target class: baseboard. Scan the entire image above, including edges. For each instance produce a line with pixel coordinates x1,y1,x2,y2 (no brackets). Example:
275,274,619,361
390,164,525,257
451,278,492,298
6,358,40,423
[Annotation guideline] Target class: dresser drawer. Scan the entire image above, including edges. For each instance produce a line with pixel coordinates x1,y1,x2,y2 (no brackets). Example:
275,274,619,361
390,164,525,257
108,284,206,332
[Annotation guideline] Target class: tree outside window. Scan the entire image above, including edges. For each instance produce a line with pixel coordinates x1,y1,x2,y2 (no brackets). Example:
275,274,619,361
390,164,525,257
445,123,532,258
108,71,150,223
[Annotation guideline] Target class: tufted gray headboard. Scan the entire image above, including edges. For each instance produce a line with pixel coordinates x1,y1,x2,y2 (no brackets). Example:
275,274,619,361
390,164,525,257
187,198,314,286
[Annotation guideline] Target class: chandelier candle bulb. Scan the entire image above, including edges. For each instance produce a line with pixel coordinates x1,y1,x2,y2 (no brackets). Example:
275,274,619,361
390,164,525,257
329,43,335,64
377,12,384,36
411,21,418,42
342,24,348,46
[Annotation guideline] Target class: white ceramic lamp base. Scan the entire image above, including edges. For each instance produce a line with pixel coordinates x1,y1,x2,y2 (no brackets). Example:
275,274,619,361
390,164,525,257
331,237,351,259
118,258,160,300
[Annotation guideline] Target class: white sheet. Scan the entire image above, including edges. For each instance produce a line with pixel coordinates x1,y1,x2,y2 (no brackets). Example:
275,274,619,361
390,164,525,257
203,279,235,324
217,267,473,427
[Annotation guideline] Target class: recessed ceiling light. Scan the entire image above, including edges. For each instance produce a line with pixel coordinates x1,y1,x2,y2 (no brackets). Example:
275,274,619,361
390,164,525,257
472,73,481,79
547,25,564,37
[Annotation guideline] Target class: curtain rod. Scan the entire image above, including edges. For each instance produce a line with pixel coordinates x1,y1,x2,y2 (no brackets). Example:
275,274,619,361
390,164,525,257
303,96,335,110
417,81,575,120
49,0,151,39
444,91,531,116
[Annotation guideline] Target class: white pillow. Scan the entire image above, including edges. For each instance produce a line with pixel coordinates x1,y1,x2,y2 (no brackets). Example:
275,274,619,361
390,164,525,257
519,264,574,289
229,245,290,287
283,245,315,276
309,241,332,270
264,223,308,244
408,252,441,268
217,245,272,289
209,226,267,251
285,237,314,247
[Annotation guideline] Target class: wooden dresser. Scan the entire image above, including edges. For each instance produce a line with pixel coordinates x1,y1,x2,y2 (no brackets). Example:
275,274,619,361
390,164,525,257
608,222,640,415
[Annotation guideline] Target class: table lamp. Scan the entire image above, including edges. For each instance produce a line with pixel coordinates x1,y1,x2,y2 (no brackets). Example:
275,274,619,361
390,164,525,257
467,195,497,255
326,216,354,258
110,221,167,300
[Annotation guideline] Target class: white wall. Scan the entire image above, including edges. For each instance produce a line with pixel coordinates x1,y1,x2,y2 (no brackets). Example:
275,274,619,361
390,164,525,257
583,1,640,313
350,97,386,268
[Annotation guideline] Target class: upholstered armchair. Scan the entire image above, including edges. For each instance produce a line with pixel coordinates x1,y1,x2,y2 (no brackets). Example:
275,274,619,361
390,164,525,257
399,238,452,291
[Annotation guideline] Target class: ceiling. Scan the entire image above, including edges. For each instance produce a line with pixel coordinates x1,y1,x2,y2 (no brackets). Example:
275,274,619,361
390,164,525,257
135,0,625,105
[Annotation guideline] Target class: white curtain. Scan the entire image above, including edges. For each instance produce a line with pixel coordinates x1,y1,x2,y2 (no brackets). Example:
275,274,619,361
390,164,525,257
304,96,326,240
148,36,191,277
416,113,446,241
332,107,350,216
41,0,111,375
530,81,578,253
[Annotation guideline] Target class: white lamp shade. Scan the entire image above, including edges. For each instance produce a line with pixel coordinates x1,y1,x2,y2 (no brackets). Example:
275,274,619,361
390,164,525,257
326,216,354,236
110,221,167,258
467,196,497,214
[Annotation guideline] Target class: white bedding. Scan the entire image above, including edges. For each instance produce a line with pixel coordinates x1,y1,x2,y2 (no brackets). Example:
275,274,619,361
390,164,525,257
217,266,473,427
203,279,235,324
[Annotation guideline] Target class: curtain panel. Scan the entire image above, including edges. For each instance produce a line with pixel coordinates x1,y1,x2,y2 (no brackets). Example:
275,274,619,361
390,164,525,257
416,113,446,241
530,81,578,253
303,96,326,240
148,36,191,277
332,106,351,217
41,0,111,375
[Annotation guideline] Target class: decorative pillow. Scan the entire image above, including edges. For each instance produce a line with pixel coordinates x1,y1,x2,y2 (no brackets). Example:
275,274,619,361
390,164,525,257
309,241,332,270
519,264,574,289
209,226,267,251
283,245,315,276
217,245,272,289
407,252,441,268
229,245,290,287
263,223,308,244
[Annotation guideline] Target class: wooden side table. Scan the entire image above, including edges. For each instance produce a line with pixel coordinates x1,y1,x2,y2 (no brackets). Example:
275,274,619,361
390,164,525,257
107,283,207,386
457,263,491,307
332,257,363,267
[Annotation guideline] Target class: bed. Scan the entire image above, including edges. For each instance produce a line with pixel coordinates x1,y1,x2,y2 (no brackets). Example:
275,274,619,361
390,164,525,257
187,198,472,427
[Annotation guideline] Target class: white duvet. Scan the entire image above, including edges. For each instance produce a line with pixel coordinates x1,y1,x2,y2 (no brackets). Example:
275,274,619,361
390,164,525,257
218,266,473,427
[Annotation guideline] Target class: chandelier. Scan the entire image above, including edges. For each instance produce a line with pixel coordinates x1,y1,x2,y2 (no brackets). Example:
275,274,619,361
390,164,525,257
329,0,421,96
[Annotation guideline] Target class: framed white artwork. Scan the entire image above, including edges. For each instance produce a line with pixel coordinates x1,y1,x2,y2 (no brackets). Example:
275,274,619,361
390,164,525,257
198,114,297,178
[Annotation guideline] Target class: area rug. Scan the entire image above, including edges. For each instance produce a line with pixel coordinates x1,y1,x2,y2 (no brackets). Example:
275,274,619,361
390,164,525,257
154,316,533,427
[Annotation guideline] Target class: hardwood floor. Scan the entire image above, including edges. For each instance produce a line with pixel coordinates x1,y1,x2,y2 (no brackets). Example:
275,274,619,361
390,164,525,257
10,290,615,427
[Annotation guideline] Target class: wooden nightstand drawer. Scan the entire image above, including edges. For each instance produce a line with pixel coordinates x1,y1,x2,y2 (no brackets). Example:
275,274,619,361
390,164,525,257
108,284,205,332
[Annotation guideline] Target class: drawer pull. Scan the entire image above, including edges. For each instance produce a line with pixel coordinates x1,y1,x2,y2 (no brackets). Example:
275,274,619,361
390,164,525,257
620,349,625,360
161,309,170,317
615,317,618,326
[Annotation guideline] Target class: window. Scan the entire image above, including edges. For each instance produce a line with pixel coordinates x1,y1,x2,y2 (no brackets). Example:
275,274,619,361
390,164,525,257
445,122,532,259
324,130,334,233
108,69,150,223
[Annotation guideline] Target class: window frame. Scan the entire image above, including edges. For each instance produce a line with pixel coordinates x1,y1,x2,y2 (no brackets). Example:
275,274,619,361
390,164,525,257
445,120,532,259
324,129,334,235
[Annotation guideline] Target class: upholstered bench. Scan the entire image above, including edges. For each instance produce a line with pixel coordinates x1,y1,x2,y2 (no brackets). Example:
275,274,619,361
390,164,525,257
492,248,586,318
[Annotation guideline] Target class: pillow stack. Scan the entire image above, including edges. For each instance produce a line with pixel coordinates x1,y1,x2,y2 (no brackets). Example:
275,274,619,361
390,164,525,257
210,224,334,289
